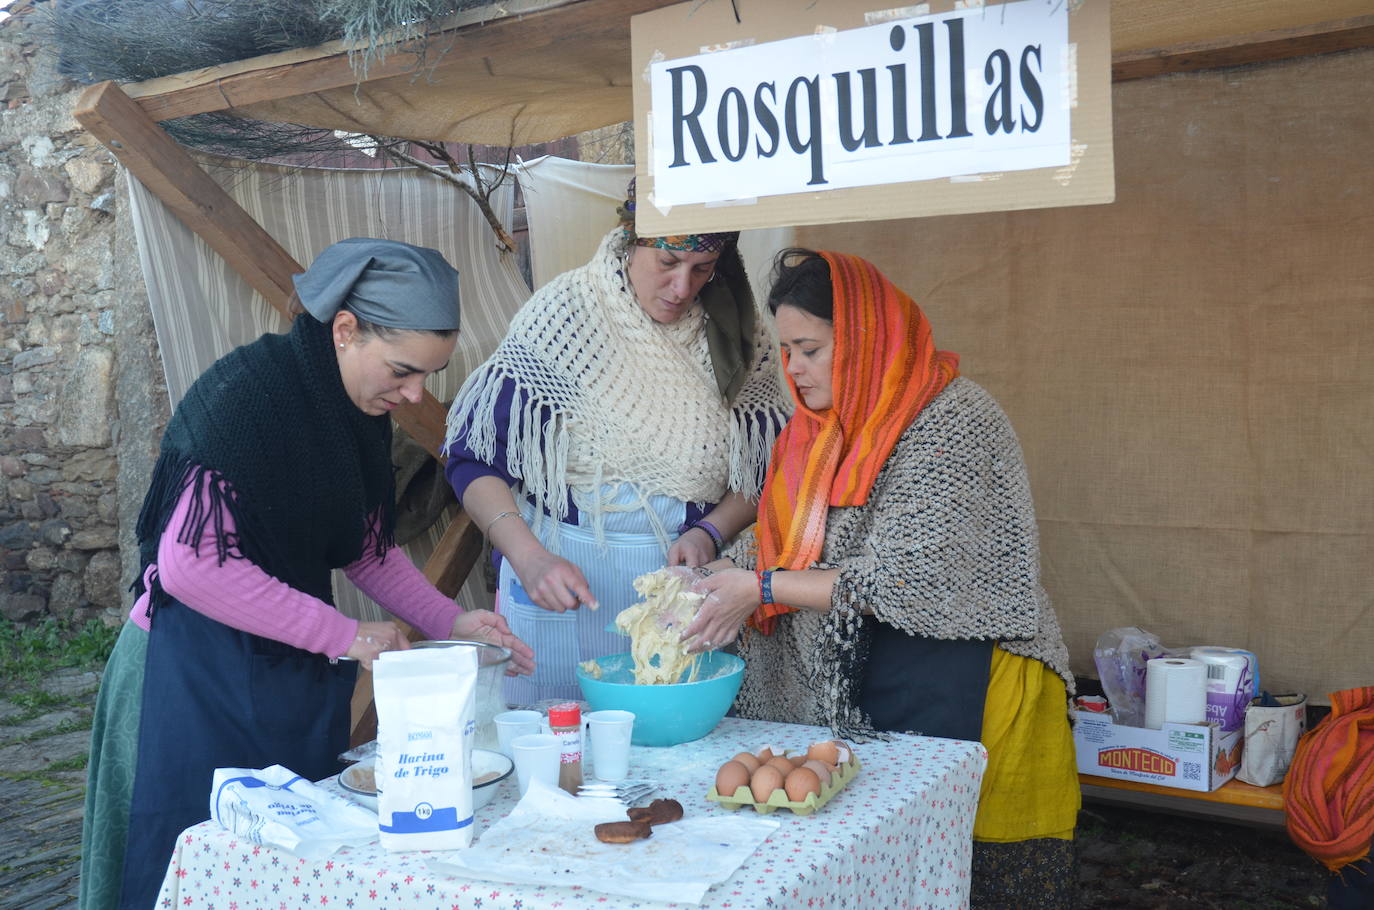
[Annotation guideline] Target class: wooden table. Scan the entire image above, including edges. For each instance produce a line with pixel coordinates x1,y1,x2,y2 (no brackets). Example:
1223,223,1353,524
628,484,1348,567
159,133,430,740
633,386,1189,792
1080,773,1286,828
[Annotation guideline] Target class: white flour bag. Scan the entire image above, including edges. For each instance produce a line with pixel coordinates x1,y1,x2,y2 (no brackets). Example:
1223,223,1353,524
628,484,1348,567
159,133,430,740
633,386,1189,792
374,646,478,852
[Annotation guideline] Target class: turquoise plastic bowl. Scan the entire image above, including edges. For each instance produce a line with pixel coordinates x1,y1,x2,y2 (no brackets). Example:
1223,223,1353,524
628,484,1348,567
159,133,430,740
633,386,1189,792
576,651,744,747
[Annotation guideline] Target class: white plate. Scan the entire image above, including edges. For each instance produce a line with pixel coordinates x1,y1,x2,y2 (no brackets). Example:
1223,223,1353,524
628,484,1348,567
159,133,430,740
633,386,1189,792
338,749,514,812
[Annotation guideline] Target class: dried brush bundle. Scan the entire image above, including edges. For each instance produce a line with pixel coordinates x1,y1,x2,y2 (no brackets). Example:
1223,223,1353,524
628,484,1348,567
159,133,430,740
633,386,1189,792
45,0,494,159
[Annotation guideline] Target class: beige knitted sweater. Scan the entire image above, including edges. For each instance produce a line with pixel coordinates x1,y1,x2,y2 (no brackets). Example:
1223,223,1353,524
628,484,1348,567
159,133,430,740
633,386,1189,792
728,377,1072,736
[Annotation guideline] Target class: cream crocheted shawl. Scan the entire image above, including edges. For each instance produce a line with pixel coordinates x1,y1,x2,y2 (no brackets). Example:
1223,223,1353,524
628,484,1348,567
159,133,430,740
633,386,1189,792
446,228,791,545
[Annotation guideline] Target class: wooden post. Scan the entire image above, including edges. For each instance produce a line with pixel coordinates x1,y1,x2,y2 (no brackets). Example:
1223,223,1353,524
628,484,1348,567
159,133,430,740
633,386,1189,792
423,509,485,598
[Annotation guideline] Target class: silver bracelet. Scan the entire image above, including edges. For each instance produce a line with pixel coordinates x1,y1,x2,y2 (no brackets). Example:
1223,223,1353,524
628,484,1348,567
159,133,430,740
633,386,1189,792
483,510,519,536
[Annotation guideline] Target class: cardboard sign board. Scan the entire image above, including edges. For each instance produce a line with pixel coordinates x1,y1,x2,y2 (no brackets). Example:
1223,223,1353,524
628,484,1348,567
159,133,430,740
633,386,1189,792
631,0,1114,235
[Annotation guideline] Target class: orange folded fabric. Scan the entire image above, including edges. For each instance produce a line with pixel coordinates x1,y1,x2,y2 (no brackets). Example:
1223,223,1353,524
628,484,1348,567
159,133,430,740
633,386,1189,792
1284,685,1374,872
753,251,958,633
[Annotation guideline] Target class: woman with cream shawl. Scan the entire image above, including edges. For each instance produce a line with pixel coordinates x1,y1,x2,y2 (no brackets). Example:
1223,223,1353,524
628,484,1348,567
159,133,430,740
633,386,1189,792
444,182,791,705
686,249,1079,909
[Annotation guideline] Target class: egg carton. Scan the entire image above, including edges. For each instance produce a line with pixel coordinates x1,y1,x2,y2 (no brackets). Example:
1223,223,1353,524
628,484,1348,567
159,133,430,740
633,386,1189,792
706,756,862,816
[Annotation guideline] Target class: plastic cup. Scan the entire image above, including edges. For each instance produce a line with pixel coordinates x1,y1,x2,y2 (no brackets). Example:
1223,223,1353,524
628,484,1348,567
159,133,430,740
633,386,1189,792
494,709,544,759
586,710,635,781
510,733,559,796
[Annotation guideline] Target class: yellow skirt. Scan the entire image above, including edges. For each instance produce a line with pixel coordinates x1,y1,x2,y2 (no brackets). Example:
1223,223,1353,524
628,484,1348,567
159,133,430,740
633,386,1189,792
972,648,1080,842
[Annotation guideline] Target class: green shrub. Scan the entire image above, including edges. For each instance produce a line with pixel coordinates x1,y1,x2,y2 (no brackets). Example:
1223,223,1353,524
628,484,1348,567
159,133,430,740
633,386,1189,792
0,617,120,684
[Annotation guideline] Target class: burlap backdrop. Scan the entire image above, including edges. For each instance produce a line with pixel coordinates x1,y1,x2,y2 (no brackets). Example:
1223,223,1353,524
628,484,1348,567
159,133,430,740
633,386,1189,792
799,49,1374,705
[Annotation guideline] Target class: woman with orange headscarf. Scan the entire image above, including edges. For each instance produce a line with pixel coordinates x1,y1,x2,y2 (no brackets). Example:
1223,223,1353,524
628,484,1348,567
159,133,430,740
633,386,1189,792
685,249,1079,908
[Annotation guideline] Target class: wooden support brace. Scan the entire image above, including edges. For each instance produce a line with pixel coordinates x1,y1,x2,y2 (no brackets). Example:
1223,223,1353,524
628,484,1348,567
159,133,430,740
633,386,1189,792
73,80,301,309
423,509,485,599
1113,15,1374,82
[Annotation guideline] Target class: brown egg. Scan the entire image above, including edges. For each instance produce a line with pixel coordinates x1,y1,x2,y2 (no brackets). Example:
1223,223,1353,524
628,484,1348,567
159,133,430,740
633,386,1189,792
756,744,782,762
832,739,855,766
715,760,751,797
731,752,762,774
801,758,833,786
764,755,796,776
806,740,840,765
784,766,823,802
750,764,785,802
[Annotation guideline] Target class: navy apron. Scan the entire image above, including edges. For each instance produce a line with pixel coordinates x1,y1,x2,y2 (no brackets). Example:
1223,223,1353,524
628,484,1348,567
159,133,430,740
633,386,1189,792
117,600,356,909
857,617,994,742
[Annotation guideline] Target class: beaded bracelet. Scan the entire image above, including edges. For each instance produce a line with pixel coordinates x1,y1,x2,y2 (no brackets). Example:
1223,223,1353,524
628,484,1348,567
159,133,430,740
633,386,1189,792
758,568,777,606
690,519,724,557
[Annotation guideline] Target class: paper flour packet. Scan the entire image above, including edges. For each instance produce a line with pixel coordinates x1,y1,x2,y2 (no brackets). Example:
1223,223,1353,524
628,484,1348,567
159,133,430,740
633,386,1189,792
210,764,377,859
374,646,478,852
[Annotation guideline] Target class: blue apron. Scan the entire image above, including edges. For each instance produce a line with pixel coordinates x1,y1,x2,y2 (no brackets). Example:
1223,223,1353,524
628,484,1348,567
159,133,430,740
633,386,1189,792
117,600,356,909
498,486,686,707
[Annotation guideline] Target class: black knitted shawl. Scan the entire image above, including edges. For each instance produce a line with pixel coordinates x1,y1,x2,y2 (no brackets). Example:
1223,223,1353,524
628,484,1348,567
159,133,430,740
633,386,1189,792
134,315,395,614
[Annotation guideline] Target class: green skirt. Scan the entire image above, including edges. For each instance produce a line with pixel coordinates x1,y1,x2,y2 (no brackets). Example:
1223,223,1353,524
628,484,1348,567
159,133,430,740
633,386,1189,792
79,622,147,910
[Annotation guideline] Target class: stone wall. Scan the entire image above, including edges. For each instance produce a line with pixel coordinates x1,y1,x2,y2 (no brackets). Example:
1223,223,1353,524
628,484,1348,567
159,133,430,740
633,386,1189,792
0,10,166,627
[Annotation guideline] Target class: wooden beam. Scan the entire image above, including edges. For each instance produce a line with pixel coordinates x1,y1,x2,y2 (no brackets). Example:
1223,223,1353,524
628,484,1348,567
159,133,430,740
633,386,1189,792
1112,15,1374,82
72,80,455,458
124,0,675,124
73,81,301,308
422,509,485,599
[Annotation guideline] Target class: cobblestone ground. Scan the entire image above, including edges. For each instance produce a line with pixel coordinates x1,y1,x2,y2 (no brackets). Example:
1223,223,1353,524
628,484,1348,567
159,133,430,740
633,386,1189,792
0,669,98,910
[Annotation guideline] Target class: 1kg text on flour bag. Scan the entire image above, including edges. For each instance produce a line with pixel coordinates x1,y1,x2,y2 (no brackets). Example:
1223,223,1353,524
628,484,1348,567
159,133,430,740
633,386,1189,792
374,646,478,851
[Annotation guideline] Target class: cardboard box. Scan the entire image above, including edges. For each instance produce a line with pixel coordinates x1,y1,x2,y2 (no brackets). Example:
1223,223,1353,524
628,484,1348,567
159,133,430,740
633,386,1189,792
1073,711,1243,792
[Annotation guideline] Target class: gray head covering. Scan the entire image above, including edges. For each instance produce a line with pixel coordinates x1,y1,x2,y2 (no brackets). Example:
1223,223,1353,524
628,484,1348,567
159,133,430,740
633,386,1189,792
293,237,461,331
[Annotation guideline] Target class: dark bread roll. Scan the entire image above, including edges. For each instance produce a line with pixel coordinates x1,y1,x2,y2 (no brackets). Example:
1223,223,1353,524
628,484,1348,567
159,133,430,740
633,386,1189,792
594,820,652,844
628,798,684,826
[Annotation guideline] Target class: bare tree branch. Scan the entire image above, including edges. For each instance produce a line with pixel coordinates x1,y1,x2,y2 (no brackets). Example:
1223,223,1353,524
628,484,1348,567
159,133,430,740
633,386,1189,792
375,139,516,252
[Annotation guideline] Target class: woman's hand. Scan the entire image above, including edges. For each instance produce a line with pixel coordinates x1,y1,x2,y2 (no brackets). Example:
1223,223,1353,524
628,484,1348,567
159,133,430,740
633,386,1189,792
681,568,759,653
666,527,716,567
451,610,536,676
346,620,411,670
512,547,598,613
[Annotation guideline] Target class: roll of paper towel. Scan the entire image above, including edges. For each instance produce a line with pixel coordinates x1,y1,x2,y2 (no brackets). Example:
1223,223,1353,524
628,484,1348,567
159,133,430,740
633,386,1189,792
1191,646,1257,732
1144,658,1207,729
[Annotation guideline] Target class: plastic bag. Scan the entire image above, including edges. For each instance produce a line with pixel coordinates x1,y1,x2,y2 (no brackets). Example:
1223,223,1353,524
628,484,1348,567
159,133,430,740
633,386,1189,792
1237,692,1306,787
210,764,378,859
1092,627,1166,727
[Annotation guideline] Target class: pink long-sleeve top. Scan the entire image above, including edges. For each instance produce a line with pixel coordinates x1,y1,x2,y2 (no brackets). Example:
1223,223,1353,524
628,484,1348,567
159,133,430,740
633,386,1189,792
129,471,461,658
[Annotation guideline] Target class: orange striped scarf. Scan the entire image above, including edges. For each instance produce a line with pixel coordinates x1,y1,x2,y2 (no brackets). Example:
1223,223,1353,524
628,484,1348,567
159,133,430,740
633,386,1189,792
752,252,959,633
1285,686,1374,872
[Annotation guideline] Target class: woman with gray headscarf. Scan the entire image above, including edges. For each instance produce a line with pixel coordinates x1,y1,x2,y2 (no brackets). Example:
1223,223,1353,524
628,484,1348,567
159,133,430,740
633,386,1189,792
79,238,533,910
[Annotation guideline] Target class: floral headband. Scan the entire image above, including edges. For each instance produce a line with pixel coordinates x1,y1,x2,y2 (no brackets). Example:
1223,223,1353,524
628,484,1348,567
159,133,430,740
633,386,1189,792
617,178,739,254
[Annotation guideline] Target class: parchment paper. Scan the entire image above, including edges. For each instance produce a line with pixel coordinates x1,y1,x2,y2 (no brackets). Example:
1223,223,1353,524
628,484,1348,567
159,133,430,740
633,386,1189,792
425,779,778,904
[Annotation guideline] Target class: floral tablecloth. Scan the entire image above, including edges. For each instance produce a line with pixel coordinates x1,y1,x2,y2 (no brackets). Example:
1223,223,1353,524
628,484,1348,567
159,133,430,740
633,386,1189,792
156,716,987,910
